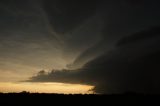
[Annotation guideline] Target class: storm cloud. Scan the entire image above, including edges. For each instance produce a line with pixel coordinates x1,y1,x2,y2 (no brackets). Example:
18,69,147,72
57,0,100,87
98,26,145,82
28,0,160,94
30,26,160,94
0,0,102,81
1,0,160,94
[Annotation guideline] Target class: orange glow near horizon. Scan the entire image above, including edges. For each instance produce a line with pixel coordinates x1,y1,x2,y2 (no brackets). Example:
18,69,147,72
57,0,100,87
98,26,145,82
0,82,94,94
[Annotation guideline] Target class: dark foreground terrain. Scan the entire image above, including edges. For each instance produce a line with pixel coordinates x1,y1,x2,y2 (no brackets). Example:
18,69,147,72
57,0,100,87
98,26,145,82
0,92,159,105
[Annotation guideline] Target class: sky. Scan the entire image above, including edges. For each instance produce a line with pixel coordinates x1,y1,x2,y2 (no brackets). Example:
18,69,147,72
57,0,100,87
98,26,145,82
0,0,160,94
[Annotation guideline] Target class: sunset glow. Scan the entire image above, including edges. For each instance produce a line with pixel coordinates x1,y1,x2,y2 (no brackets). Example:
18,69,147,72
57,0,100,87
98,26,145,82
0,82,94,94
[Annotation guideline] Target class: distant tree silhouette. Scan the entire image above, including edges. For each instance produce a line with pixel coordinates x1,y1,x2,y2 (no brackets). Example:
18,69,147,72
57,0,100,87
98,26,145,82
20,91,30,94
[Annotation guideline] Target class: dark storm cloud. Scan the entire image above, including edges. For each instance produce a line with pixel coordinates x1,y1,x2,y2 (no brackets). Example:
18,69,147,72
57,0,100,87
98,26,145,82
42,0,101,33
70,0,160,69
0,0,101,72
29,26,160,94
28,0,160,94
1,0,160,93
117,26,160,46
42,0,104,62
0,0,104,82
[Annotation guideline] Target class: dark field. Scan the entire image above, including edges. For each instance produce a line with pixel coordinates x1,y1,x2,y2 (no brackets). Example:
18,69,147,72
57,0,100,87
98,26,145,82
0,92,158,105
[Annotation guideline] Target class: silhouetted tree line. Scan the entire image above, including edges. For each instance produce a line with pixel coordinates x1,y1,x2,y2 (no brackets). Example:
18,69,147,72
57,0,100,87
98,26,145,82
0,91,153,96
0,91,158,105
